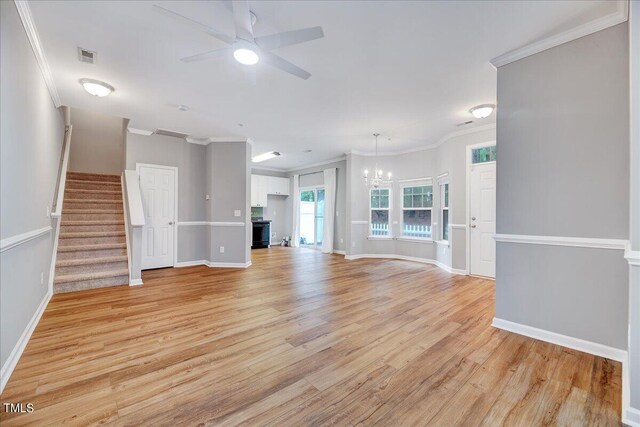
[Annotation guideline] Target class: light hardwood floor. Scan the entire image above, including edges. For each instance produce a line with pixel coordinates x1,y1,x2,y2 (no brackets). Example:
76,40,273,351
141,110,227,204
1,247,621,426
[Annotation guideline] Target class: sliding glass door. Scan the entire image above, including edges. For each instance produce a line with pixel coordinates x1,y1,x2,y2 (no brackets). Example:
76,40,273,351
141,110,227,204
299,187,324,248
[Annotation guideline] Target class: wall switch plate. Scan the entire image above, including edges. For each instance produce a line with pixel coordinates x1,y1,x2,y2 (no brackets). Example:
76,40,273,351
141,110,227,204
340,238,344,244
46,206,51,218
206,195,210,200
219,246,225,253
234,210,241,217
336,211,339,216
352,241,356,247
40,272,44,285
273,210,276,216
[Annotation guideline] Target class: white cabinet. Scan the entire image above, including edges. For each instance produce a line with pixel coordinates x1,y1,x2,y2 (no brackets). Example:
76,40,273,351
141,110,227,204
251,175,290,207
251,175,268,207
267,176,290,196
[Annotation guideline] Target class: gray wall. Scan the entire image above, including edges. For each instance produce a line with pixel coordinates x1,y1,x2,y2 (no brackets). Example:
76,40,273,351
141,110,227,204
126,133,208,262
0,1,65,370
69,108,126,175
208,142,251,264
346,127,495,270
286,160,347,252
495,23,629,349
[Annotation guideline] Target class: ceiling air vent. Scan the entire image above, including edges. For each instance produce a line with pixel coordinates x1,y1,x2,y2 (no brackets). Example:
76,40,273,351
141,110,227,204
153,129,189,139
455,120,474,127
78,47,96,64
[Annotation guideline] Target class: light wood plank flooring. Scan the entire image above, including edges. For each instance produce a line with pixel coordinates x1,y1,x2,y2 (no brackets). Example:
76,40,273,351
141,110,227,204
1,247,621,425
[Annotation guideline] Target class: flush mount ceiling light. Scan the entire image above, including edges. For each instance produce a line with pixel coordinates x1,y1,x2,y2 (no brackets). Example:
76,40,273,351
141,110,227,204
469,104,495,119
177,104,189,111
79,78,114,97
252,151,280,163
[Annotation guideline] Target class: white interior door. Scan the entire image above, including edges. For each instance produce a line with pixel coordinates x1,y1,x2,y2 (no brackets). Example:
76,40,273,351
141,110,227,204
469,162,496,278
139,165,176,269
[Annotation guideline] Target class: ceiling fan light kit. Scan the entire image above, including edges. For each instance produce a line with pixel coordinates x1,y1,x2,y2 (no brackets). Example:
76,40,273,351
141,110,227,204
154,1,324,80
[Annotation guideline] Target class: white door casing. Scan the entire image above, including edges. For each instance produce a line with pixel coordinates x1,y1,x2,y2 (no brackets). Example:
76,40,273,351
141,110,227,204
469,161,496,278
138,164,177,269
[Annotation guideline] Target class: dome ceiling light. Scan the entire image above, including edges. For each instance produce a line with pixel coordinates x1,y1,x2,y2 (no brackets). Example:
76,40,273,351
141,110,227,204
79,78,114,97
469,104,495,119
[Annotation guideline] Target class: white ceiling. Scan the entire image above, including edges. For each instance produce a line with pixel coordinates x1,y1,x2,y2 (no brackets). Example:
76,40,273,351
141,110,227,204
30,0,621,170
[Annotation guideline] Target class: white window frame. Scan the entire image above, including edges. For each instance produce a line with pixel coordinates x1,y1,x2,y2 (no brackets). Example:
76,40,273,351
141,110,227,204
399,179,433,241
369,187,392,239
438,173,450,244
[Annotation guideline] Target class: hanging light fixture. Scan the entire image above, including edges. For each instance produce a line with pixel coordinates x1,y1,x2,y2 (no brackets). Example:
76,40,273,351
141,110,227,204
364,133,392,188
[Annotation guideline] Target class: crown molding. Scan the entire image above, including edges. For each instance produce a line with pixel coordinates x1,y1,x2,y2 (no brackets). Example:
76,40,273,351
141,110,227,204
127,127,154,136
490,0,629,68
349,123,496,157
14,0,61,108
284,156,347,173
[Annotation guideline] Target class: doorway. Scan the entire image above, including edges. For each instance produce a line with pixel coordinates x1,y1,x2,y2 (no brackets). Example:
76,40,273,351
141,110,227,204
299,187,324,248
466,143,496,278
137,163,178,269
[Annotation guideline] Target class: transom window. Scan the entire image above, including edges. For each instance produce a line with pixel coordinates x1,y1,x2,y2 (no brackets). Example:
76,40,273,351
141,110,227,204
370,188,391,236
401,183,433,239
471,145,497,164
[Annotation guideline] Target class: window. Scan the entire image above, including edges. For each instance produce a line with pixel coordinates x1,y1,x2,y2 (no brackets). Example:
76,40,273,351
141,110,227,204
439,175,449,242
401,183,433,239
370,188,390,236
471,145,497,164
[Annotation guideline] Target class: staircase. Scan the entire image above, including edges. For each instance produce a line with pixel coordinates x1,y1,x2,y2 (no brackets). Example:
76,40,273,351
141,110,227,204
54,172,129,293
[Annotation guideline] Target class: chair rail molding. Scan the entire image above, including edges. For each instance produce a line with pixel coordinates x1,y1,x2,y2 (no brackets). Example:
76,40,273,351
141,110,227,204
0,226,52,253
494,233,628,250
176,221,245,227
14,0,61,108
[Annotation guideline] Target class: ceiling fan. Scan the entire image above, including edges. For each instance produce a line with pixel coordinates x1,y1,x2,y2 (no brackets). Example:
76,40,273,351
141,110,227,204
153,1,324,80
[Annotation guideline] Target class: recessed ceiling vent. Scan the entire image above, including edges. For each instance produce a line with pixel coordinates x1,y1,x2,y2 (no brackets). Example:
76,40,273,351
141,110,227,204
456,120,474,127
153,128,190,139
78,47,96,64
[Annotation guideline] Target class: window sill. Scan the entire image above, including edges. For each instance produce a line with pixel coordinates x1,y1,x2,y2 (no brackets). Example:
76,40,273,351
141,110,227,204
367,236,393,241
396,237,434,244
435,240,450,247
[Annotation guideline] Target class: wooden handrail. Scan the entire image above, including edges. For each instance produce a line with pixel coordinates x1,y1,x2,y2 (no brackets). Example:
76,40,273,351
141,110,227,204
51,124,72,218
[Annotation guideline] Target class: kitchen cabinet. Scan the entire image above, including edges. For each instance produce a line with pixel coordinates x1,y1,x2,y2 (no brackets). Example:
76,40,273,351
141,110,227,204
251,175,290,207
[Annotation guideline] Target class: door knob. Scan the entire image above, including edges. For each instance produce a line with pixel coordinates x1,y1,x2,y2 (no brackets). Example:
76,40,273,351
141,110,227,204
471,217,476,220
470,224,476,228
169,221,174,225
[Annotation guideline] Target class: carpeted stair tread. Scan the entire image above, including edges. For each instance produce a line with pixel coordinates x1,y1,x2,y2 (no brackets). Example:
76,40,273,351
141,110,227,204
61,220,124,226
54,269,130,284
63,209,124,214
55,275,129,293
66,172,121,182
64,199,123,204
59,231,126,238
56,255,128,267
57,242,126,252
66,179,121,186
66,188,121,194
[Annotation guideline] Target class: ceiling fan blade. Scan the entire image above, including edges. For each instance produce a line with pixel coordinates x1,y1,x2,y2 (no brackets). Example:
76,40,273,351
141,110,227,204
255,26,324,51
180,47,230,63
153,4,234,45
261,51,311,80
231,0,254,41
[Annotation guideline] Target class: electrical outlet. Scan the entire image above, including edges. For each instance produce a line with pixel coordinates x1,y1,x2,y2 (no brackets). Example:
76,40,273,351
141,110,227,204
206,195,210,200
219,246,225,253
234,210,241,217
352,241,356,248
340,238,344,244
273,210,277,216
40,272,44,285
271,232,276,238
336,211,339,216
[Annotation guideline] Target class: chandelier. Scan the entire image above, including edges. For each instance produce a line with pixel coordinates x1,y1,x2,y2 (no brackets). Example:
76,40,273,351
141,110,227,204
364,133,392,188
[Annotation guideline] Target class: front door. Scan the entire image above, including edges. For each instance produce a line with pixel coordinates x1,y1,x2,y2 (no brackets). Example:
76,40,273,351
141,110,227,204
469,161,496,278
138,164,176,269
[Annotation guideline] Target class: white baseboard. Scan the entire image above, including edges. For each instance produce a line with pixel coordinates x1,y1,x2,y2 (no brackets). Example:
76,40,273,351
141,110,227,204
344,253,467,276
624,407,640,427
491,317,627,362
175,260,252,269
129,279,143,286
208,261,252,268
0,290,51,393
333,250,346,255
